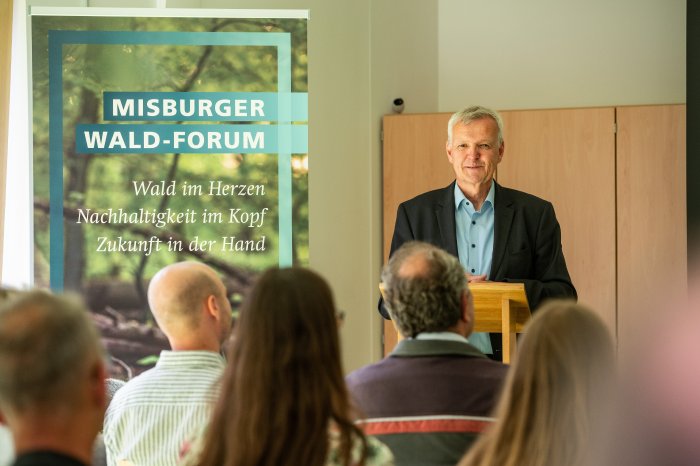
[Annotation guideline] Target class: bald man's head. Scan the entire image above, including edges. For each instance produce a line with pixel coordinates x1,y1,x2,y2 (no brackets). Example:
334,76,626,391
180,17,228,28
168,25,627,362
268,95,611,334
148,262,231,347
397,251,432,280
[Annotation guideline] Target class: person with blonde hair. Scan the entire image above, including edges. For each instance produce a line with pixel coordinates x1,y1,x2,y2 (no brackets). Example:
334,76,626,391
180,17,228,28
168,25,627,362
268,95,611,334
458,300,615,466
182,267,393,466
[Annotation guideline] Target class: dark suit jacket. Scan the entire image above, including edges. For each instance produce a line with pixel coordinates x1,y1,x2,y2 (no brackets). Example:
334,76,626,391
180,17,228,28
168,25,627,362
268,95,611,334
346,338,508,465
383,181,576,313
381,181,576,354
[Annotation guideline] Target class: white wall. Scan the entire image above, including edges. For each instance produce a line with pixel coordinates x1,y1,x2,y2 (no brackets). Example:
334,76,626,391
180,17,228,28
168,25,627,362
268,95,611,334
370,0,439,354
371,0,439,117
437,0,686,112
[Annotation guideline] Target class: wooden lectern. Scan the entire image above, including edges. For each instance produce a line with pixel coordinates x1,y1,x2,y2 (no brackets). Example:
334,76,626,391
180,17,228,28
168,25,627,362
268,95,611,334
469,282,531,364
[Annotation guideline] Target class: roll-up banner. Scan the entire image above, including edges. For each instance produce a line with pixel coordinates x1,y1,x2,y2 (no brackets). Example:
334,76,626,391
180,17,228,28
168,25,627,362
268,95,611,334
30,8,308,376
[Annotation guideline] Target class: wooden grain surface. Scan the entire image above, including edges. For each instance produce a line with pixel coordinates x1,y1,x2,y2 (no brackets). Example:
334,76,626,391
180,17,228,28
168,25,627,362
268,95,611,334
616,105,686,353
498,107,617,334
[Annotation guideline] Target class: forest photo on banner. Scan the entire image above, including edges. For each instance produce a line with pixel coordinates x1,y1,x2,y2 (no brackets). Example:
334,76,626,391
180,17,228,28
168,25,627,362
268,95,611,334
31,9,308,377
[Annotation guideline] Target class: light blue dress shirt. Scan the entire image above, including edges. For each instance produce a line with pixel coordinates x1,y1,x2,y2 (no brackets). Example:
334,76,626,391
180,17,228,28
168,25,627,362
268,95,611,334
454,182,495,354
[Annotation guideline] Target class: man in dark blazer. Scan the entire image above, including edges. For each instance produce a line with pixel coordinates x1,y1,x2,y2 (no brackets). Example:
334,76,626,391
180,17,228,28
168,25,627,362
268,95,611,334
350,242,508,466
381,105,576,359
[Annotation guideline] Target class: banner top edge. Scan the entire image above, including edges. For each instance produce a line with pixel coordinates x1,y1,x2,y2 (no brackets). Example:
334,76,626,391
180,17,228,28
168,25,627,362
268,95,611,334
29,7,310,20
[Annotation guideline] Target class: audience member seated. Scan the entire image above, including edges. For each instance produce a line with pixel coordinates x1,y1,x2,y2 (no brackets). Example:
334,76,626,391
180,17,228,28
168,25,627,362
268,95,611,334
103,261,232,466
181,267,394,466
346,241,508,466
0,290,107,466
458,300,615,466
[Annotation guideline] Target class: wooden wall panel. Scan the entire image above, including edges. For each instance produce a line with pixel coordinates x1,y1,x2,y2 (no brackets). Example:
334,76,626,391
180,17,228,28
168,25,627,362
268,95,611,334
498,108,617,335
616,105,686,353
382,113,453,261
381,113,452,354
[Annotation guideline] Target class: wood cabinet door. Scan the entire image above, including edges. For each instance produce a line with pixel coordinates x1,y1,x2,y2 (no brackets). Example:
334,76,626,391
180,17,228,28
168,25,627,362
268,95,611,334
497,108,617,336
616,105,686,355
382,113,453,354
382,113,454,259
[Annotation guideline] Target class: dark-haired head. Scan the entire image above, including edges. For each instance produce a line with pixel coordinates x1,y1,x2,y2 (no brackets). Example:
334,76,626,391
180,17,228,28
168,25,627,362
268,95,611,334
234,267,342,380
195,267,367,466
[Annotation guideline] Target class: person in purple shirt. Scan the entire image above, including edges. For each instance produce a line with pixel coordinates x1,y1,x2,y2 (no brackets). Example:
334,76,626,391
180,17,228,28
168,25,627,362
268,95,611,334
352,241,508,466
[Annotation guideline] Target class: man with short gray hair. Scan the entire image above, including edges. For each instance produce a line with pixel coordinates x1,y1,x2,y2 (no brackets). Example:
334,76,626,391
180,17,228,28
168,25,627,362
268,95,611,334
349,241,507,466
0,290,107,466
381,105,576,360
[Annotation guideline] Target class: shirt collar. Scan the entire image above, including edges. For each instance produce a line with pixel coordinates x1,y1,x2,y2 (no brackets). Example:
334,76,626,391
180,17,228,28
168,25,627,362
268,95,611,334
156,350,226,369
414,331,470,344
454,181,496,213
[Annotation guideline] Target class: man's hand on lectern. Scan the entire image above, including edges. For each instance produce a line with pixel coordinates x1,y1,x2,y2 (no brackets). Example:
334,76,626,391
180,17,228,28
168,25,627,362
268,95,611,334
466,273,487,283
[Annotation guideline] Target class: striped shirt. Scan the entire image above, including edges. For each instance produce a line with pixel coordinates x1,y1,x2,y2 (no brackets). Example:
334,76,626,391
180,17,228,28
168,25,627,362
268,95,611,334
103,350,225,466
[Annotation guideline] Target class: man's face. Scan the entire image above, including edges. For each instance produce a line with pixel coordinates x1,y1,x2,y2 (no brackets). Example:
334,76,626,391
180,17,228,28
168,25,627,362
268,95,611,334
446,118,504,190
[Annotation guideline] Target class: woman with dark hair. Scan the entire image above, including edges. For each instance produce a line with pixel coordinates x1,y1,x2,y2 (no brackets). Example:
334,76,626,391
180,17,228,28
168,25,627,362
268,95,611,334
182,267,393,466
458,300,615,466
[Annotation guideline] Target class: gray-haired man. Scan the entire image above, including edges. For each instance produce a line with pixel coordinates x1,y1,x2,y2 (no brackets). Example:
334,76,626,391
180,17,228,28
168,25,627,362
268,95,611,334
382,105,576,360
350,241,507,466
0,290,107,466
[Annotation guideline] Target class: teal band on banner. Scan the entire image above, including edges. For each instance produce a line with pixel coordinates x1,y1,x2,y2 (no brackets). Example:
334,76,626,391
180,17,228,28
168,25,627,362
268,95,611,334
103,92,308,122
74,124,308,154
48,29,298,290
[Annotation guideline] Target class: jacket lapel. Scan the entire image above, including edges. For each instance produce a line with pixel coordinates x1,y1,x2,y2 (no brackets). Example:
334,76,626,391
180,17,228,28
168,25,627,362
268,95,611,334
491,182,514,280
437,182,459,257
